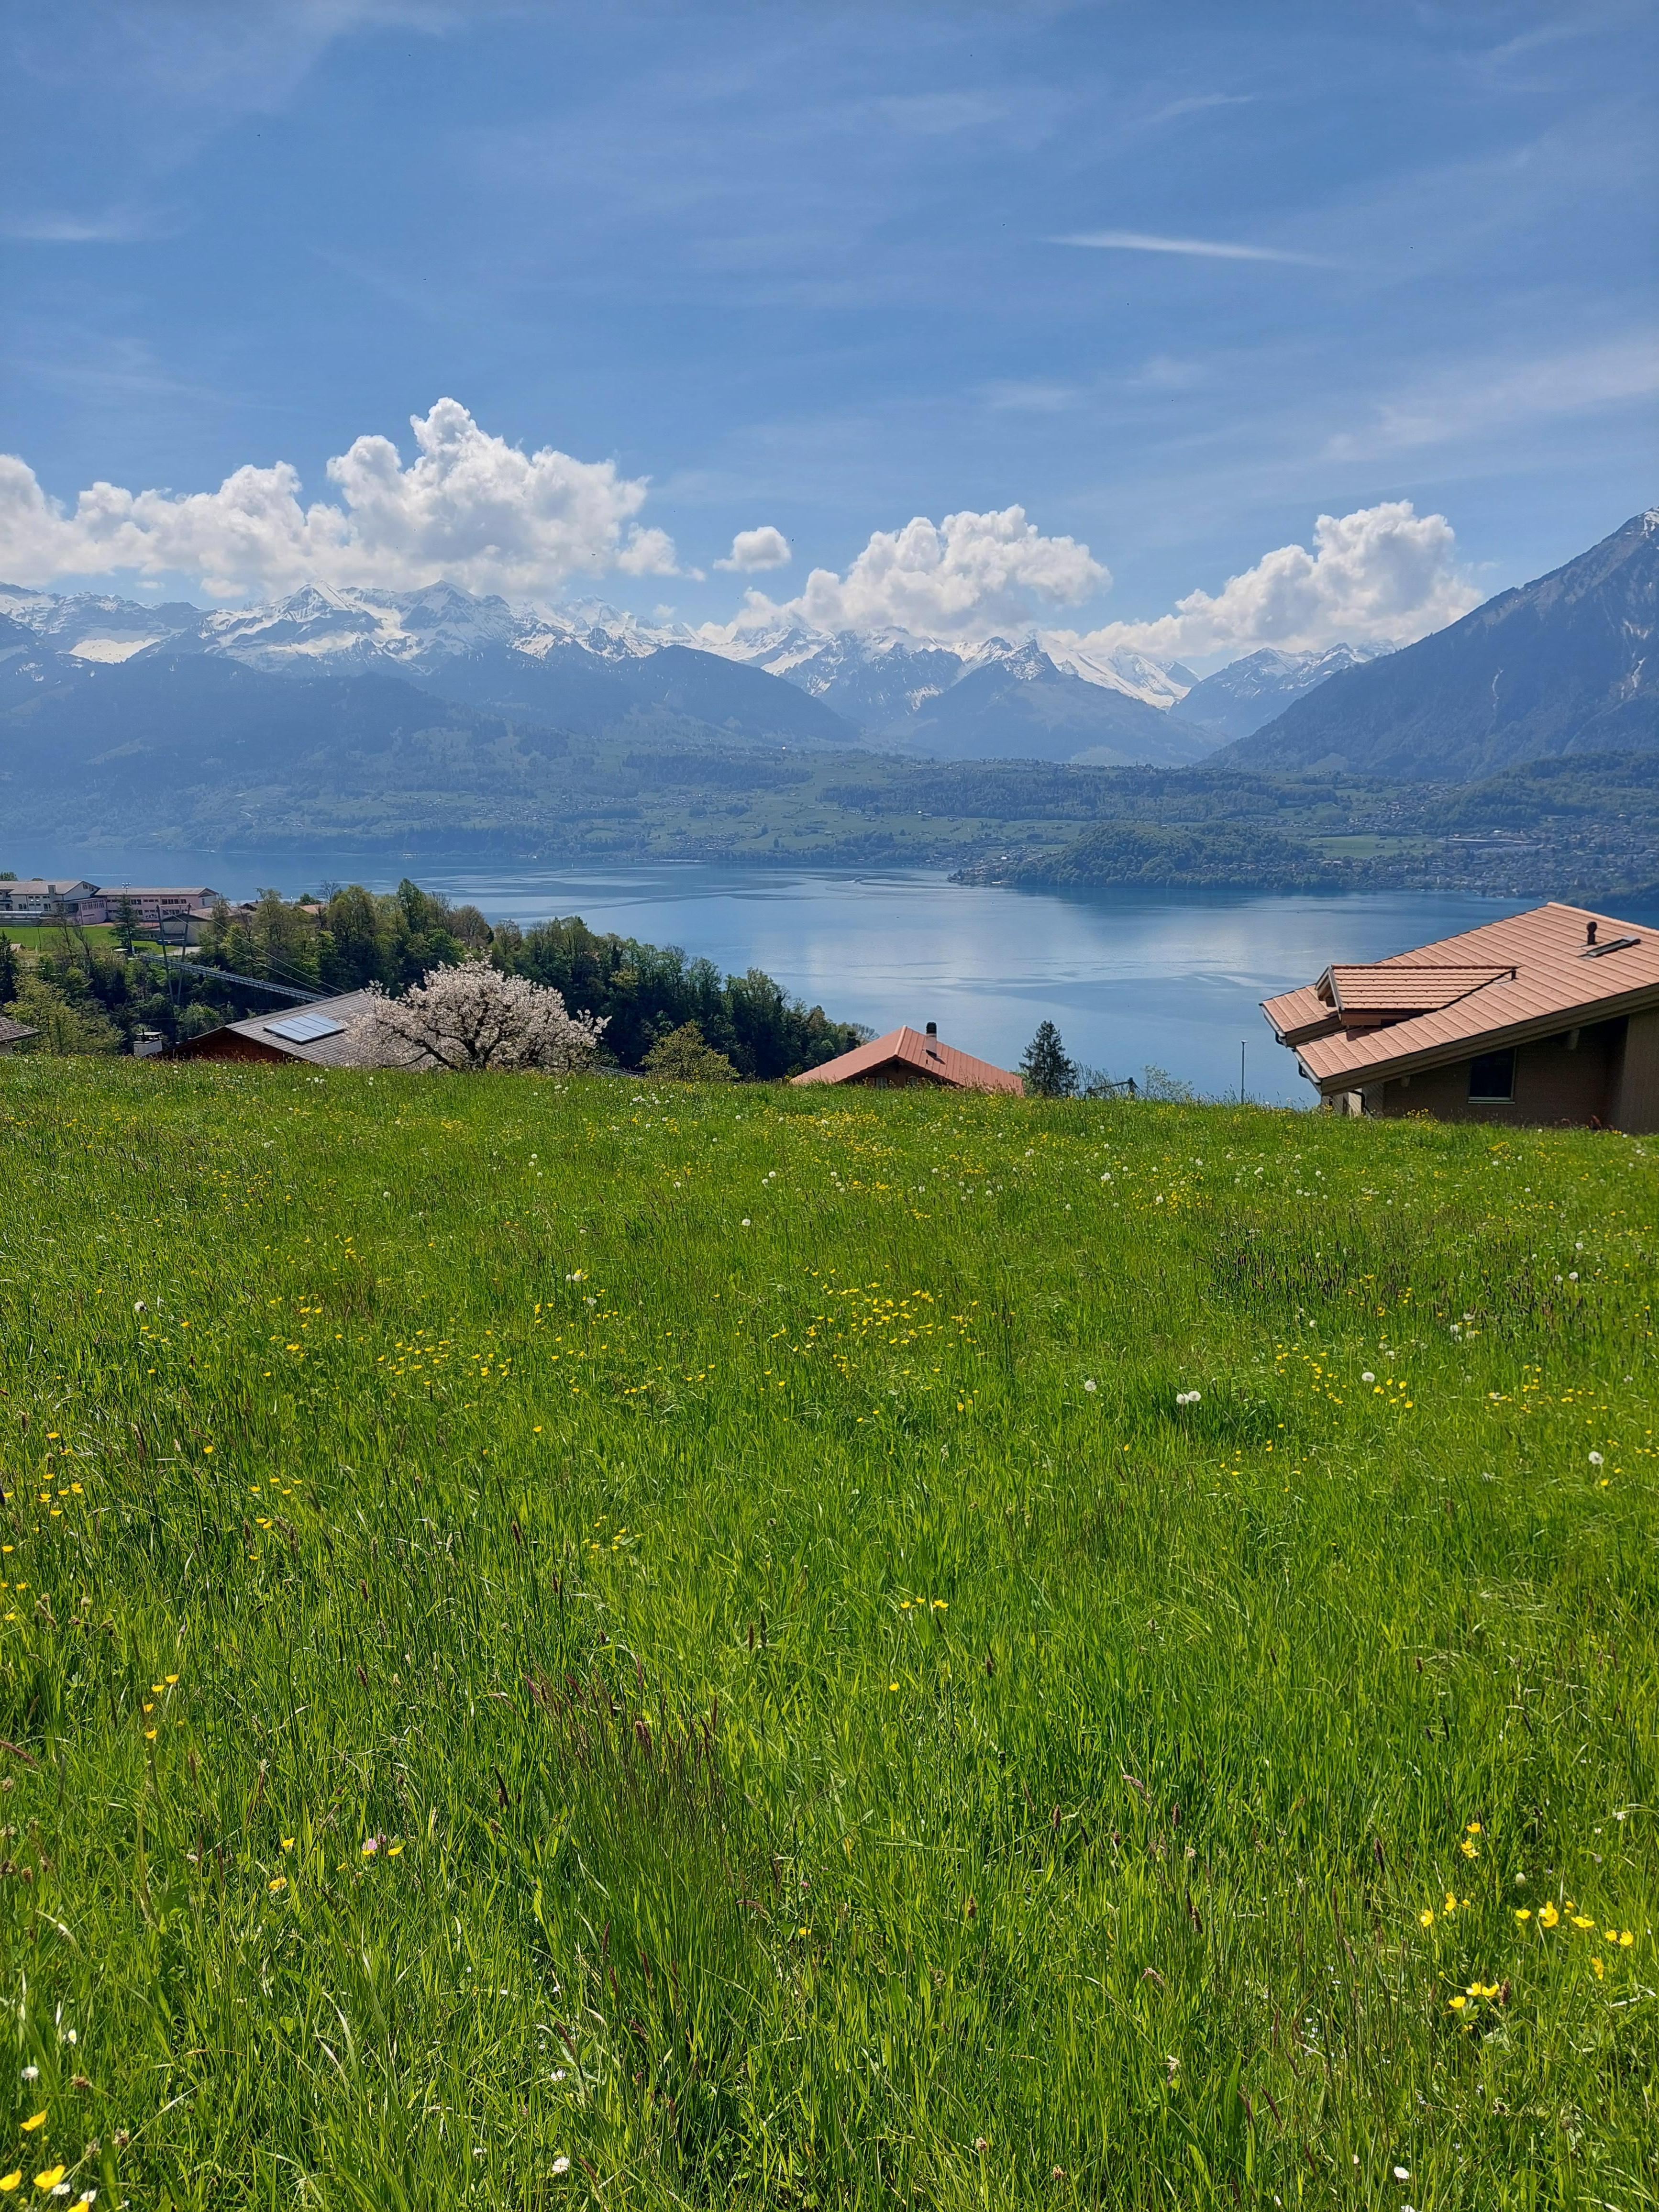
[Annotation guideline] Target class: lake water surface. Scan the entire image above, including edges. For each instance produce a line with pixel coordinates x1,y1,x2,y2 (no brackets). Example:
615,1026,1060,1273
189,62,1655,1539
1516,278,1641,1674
19,839,1633,1103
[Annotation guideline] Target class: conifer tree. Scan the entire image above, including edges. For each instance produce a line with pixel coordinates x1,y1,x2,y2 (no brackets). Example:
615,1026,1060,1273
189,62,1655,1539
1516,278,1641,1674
1020,1020,1077,1097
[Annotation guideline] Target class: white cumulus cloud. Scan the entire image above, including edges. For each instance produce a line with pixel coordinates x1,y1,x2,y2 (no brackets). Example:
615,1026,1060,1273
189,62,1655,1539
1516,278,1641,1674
1054,501,1479,662
0,398,678,598
715,525,792,572
751,505,1107,641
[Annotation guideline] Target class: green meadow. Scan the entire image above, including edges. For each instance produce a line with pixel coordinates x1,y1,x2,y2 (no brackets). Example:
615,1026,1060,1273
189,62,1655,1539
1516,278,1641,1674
0,1061,1653,2210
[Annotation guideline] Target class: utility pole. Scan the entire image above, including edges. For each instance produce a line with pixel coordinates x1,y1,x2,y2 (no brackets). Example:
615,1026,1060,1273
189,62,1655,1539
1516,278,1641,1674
1239,1041,1246,1105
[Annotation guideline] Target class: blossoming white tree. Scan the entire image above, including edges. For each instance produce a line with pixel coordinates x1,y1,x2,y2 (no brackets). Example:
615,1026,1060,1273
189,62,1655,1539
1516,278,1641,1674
348,963,607,1073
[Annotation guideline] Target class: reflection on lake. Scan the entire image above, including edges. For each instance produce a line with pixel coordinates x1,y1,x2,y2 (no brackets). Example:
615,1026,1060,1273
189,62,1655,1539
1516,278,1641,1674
15,840,1613,1103
415,865,1538,1105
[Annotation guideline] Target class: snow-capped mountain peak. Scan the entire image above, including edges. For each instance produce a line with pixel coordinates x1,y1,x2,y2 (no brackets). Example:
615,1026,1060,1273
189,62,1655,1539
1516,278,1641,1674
1042,639,1193,710
1175,641,1392,741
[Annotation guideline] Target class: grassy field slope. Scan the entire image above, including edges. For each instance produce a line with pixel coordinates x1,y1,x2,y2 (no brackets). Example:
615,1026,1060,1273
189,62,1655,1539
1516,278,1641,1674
0,1065,1654,2209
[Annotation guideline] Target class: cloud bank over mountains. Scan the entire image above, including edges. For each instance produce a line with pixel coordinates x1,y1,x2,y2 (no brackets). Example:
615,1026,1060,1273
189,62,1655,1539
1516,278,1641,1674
0,398,681,600
774,506,1109,642
1051,500,1481,663
0,397,1477,661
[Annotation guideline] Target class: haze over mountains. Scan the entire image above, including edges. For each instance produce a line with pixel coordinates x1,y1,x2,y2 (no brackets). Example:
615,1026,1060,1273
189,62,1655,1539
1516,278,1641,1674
0,573,1365,774
0,509,1651,858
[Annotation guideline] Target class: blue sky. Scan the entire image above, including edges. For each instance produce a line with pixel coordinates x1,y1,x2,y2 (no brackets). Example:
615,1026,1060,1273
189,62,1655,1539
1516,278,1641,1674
1,0,1654,652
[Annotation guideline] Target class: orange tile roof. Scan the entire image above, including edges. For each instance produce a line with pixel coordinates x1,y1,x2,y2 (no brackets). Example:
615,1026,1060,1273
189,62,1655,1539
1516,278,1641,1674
1264,983,1343,1045
1321,963,1515,1016
1263,903,1659,1094
791,1025,1023,1093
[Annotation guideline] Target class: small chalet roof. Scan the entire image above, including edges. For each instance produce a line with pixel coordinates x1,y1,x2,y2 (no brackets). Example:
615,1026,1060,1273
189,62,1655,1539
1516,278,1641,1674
173,989,377,1065
792,1025,1023,1093
1320,963,1515,1019
1263,903,1659,1095
0,1015,38,1048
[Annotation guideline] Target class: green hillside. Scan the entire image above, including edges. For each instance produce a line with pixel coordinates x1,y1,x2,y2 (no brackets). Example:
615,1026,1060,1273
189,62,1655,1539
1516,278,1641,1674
0,1063,1653,2208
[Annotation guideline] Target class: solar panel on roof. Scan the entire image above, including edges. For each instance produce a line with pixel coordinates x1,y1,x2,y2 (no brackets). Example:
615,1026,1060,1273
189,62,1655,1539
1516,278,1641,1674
265,1011,346,1043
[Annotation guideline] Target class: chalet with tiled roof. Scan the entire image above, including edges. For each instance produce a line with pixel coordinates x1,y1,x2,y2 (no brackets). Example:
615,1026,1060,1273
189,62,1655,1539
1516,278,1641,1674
1263,903,1659,1129
792,1022,1022,1094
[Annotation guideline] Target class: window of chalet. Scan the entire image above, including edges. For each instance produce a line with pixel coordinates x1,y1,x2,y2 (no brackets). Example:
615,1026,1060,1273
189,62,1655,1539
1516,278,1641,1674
1468,1048,1516,1103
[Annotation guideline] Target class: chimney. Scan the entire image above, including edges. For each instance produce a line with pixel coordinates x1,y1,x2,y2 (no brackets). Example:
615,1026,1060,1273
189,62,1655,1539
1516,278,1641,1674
926,1021,937,1037
1586,920,1598,945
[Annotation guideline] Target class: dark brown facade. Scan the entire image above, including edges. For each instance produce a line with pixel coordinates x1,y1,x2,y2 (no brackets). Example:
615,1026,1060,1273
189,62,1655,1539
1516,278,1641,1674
1359,1009,1659,1130
173,1029,291,1064
843,1058,950,1089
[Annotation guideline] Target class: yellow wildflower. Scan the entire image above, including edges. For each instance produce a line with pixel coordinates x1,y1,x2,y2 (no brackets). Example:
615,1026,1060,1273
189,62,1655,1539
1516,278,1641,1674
269,1876,287,1892
1420,1910,1434,1927
18,2117,44,2135
1591,1956,1604,1979
1460,1837,1479,1858
1619,1931,1634,1947
0,2174,17,2192
32,2170,64,2193
1539,1902,1559,1928
1448,1993,1466,2009
1571,1914,1595,1930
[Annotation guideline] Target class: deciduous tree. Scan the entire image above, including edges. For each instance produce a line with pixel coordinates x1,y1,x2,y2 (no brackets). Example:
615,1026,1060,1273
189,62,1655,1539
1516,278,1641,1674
348,962,607,1073
3,975,121,1056
641,1022,736,1082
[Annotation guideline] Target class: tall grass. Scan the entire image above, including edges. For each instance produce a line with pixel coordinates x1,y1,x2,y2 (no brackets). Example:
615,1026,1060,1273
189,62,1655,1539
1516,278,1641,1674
0,1060,1653,2209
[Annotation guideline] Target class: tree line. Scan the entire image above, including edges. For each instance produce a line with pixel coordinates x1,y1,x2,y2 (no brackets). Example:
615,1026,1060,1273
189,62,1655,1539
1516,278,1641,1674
3,880,864,1078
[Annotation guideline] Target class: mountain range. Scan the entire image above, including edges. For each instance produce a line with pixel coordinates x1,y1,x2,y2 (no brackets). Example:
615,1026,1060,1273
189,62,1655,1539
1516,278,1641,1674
0,576,1367,773
2,507,1650,857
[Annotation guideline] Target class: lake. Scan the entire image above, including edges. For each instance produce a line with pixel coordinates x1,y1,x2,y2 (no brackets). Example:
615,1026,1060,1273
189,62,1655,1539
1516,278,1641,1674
17,839,1637,1103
